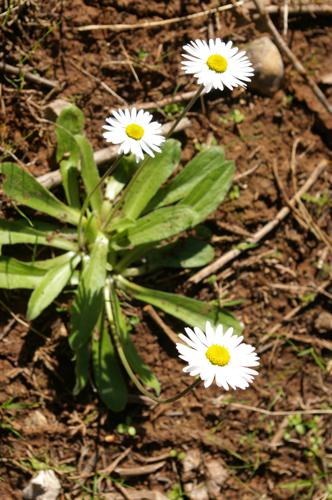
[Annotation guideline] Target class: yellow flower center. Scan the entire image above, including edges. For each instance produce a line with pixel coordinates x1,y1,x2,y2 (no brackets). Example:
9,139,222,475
205,344,231,366
206,54,228,73
125,123,144,140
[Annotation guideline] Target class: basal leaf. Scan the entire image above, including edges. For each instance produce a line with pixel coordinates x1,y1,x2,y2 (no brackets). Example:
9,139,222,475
118,276,242,334
0,256,45,289
147,146,226,209
56,105,84,208
112,206,196,249
145,237,214,270
69,233,108,350
31,251,80,270
180,160,235,224
0,162,80,226
92,318,128,411
73,345,90,395
27,253,81,320
0,220,78,251
116,139,181,221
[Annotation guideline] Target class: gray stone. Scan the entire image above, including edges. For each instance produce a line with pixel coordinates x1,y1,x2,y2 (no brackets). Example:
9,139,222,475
43,99,71,121
246,36,284,95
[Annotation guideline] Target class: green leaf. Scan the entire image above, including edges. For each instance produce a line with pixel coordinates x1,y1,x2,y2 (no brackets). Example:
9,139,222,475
147,146,226,209
105,155,137,202
180,160,235,224
73,345,90,395
117,139,181,221
112,288,160,395
145,237,214,270
0,257,45,289
112,206,196,248
69,233,108,350
31,252,80,270
92,318,128,411
118,276,242,334
74,135,102,215
0,162,80,226
0,220,78,251
56,105,84,208
27,253,81,320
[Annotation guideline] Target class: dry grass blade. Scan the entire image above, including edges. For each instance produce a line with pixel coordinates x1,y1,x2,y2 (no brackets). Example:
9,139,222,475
114,461,166,476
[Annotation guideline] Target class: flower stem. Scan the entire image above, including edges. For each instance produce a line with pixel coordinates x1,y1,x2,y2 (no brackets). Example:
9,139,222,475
105,280,201,404
165,84,204,139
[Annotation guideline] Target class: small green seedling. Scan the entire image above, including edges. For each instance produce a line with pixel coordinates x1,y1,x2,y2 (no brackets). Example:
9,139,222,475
116,417,136,437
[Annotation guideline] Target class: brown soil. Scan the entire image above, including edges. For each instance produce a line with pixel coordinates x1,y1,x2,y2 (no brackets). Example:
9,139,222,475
1,1,332,499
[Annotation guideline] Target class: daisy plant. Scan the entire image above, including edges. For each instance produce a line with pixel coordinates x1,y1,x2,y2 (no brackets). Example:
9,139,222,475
0,38,256,410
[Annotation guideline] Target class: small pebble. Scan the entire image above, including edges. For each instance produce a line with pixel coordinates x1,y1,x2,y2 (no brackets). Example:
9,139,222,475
184,482,209,500
205,458,229,496
22,470,61,500
181,448,202,481
314,311,332,334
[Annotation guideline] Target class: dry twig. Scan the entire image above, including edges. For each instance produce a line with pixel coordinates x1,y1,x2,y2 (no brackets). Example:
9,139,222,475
76,2,332,33
144,305,179,345
223,402,332,416
77,1,244,32
0,62,59,90
252,0,332,114
101,448,132,475
259,3,332,16
137,90,197,111
189,160,329,284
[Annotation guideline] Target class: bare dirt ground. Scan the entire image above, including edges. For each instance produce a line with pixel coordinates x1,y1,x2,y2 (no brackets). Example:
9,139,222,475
0,1,332,499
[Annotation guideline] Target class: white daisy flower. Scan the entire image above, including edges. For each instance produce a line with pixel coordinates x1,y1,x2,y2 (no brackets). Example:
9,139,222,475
182,39,254,93
103,108,165,163
176,322,259,390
